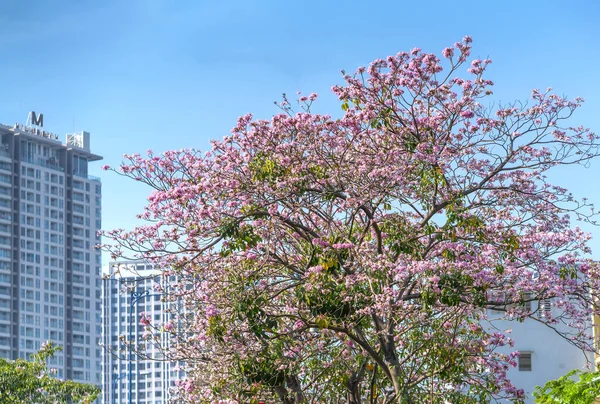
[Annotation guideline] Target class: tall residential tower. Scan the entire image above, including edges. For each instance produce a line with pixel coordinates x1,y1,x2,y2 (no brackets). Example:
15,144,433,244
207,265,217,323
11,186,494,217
102,261,183,404
0,114,102,386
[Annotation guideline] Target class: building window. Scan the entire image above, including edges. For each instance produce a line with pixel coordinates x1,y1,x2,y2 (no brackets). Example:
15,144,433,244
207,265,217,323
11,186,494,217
521,292,532,312
538,299,552,318
518,352,532,371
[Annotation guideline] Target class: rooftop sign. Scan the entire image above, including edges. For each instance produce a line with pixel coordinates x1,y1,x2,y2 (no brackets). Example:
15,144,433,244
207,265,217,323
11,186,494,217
28,111,43,127
13,111,59,140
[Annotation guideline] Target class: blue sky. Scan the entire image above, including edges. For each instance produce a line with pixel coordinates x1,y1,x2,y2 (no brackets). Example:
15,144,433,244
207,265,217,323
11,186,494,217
1,0,599,260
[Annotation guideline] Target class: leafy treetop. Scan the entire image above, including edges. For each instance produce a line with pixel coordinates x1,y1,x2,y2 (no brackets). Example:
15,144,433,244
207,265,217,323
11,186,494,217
104,36,599,403
0,341,100,403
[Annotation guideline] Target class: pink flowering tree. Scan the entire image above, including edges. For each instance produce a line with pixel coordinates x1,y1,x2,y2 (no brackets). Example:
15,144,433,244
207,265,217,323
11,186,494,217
104,37,600,403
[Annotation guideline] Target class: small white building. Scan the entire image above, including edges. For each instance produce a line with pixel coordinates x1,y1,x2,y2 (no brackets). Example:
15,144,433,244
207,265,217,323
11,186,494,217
488,299,592,403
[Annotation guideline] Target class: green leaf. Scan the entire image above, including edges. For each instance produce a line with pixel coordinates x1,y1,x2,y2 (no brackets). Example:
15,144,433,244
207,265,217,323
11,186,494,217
315,316,330,329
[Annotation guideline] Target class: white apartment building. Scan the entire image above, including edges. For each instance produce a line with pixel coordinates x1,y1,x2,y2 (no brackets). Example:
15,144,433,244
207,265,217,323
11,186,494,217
0,115,103,386
102,261,184,404
489,298,592,403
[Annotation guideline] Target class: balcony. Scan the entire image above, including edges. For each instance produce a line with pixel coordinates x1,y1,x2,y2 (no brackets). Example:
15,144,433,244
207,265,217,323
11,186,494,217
0,145,10,159
20,156,63,172
73,172,101,182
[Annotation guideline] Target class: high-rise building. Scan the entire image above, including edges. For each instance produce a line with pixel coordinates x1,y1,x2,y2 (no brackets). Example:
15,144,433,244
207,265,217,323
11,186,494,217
0,115,102,386
102,261,183,404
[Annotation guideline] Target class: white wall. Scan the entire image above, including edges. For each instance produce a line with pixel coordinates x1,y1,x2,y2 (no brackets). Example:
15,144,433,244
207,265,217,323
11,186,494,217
488,307,592,403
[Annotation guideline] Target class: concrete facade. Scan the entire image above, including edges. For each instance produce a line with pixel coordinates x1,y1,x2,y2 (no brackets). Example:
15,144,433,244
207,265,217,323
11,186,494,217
0,119,103,387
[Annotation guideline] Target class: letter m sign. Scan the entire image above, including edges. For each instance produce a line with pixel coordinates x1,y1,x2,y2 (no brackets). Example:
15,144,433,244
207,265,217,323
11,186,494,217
29,111,43,127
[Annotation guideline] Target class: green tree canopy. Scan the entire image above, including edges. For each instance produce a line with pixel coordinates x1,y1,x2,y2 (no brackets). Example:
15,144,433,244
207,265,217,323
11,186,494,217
534,370,600,404
0,341,100,403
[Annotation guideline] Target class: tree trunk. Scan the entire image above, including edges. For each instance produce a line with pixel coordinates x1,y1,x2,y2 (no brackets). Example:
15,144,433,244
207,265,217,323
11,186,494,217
347,370,363,404
388,365,403,401
274,385,293,404
286,375,306,403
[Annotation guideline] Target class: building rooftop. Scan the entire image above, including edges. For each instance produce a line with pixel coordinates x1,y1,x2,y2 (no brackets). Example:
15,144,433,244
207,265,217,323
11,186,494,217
0,121,102,161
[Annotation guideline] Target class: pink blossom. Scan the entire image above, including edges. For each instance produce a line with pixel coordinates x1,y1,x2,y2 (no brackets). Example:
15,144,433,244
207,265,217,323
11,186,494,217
442,47,454,58
139,314,151,326
205,305,218,318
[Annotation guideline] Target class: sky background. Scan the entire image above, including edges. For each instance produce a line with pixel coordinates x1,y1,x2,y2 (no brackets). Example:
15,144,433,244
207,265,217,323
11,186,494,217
0,0,599,262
